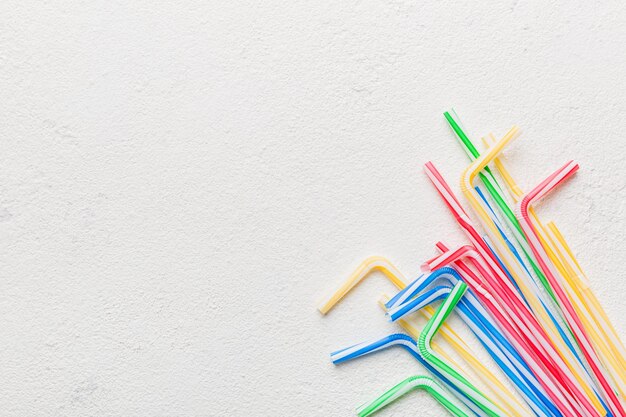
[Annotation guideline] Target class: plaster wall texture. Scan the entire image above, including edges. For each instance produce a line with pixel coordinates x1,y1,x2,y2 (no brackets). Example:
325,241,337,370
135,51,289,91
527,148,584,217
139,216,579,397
1,1,625,416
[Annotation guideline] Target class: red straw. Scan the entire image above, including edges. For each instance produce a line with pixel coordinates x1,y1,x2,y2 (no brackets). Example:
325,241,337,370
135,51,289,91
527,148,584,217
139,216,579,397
424,162,601,417
516,161,626,416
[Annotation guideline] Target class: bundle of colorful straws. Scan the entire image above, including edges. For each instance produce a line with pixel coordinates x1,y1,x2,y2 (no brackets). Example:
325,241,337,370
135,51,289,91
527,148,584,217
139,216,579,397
318,111,626,417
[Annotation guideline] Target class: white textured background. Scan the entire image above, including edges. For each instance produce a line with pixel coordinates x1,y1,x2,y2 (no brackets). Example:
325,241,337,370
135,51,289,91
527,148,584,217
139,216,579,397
1,1,625,416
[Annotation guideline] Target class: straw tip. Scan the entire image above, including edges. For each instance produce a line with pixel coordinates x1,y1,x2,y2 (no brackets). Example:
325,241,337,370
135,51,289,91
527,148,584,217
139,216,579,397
329,352,343,364
316,290,337,314
317,303,330,315
356,407,369,417
388,314,399,323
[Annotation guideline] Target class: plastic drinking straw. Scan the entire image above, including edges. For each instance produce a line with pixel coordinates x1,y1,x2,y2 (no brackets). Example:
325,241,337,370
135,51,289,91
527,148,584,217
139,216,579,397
459,131,595,399
356,375,471,417
446,112,556,302
478,135,626,410
390,287,555,417
444,110,557,304
474,185,536,301
490,144,626,393
426,242,600,417
458,136,606,416
461,142,605,414
424,162,597,417
546,222,626,374
458,129,601,374
378,295,472,373
317,256,485,368
470,129,601,396
388,284,454,320
515,161,626,416
416,281,506,417
475,184,609,398
385,267,557,417
491,147,626,400
543,223,626,400
438,238,618,417
317,256,529,416
424,242,580,417
332,286,508,417
377,295,533,417
317,256,406,314
331,333,490,417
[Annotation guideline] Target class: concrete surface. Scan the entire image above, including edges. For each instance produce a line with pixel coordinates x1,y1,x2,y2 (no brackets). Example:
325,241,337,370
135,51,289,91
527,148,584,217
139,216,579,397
1,1,625,416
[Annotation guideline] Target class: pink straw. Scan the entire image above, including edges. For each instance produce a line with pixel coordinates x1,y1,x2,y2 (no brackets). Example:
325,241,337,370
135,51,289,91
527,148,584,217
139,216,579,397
427,242,580,416
427,243,599,417
423,162,601,417
515,161,626,416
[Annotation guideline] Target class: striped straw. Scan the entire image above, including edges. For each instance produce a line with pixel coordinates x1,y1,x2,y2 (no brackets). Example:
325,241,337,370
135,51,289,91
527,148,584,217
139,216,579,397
515,161,626,416
457,130,605,416
426,243,596,417
543,223,626,399
545,222,626,393
317,256,408,314
377,295,533,417
386,267,557,417
357,375,471,417
473,186,611,412
416,281,507,417
331,333,491,417
444,111,558,303
424,162,595,417
318,256,530,416
492,147,626,398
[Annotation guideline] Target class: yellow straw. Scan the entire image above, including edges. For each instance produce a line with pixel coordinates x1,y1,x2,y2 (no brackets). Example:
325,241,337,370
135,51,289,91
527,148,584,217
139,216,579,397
461,129,606,415
491,141,626,398
318,256,531,417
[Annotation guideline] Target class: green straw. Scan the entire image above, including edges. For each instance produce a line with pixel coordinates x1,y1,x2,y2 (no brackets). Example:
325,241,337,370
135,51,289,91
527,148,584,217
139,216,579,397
443,110,557,303
357,375,471,417
444,109,585,358
417,282,505,417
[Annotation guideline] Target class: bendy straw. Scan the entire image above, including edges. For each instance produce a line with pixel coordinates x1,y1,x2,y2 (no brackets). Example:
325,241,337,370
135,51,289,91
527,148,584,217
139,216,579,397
376,295,531,417
543,222,626,400
317,256,491,369
457,133,606,415
446,117,601,408
356,375,471,417
490,145,626,400
332,284,509,417
545,222,626,391
458,127,608,409
319,110,626,417
317,256,407,314
424,162,599,417
318,256,529,416
469,188,599,389
385,267,558,417
388,267,553,408
426,241,585,417
331,333,491,417
489,141,626,395
515,161,626,416
415,281,506,417
425,242,601,417
444,111,557,304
